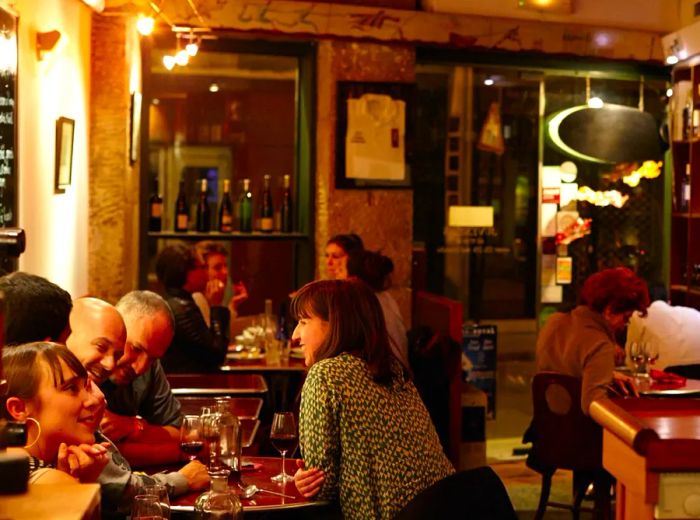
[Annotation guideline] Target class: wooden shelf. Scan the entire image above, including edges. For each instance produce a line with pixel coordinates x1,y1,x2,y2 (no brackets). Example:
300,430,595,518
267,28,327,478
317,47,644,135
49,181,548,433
148,231,307,241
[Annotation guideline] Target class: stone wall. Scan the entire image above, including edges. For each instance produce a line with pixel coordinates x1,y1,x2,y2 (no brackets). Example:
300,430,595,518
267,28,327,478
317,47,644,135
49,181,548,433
316,40,415,323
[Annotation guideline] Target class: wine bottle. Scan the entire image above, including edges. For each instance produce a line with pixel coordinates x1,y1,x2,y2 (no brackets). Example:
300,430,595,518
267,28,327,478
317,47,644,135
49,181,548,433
260,174,274,232
239,178,253,232
196,178,211,232
174,180,189,232
281,174,293,233
219,179,234,233
148,178,163,232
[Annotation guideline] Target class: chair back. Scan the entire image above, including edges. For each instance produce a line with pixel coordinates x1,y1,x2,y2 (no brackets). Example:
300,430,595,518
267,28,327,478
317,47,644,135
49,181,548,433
395,466,517,520
530,372,602,471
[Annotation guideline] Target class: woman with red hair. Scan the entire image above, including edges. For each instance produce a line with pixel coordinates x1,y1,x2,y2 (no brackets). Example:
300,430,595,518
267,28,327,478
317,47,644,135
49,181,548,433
536,267,649,415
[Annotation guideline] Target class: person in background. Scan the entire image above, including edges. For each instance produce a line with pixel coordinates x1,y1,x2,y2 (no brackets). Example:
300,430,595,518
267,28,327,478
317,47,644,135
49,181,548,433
2,342,109,484
325,233,364,280
347,249,408,367
536,267,649,415
0,271,73,345
626,282,700,371
193,241,249,326
156,244,230,372
291,279,454,519
100,290,183,466
66,297,128,386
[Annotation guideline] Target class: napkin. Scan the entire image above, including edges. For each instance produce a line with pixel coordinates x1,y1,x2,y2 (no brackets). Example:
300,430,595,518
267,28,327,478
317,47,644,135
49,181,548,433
649,369,686,389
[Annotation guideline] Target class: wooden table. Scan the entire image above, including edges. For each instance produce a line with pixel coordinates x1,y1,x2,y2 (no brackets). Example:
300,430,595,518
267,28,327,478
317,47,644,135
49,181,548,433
590,395,700,520
0,483,100,519
167,373,268,396
170,456,327,515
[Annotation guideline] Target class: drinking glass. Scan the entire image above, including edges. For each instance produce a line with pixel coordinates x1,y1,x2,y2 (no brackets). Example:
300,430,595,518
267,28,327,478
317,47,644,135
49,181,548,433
270,412,298,483
131,494,164,520
180,415,204,461
645,342,659,370
140,484,170,520
201,407,220,469
628,342,649,379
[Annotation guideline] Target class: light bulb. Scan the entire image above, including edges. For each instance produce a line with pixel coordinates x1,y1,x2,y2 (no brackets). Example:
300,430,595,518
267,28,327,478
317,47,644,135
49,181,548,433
136,15,154,36
163,55,175,70
484,78,494,86
666,55,679,65
209,83,219,93
186,42,198,57
588,97,604,109
667,88,673,97
175,50,189,66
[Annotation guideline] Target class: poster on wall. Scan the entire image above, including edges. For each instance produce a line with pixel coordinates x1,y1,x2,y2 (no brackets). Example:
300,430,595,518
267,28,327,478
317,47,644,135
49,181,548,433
0,2,17,228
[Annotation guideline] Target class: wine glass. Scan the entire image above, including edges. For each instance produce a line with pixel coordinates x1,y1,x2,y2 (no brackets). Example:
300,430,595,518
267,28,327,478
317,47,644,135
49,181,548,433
270,412,298,483
628,342,649,379
140,484,170,520
131,494,164,520
180,415,204,462
645,342,659,371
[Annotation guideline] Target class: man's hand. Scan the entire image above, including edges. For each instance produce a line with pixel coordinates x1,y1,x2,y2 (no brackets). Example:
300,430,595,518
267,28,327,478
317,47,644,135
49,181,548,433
56,442,110,483
100,410,140,442
205,279,225,307
609,370,640,398
178,460,210,490
231,281,249,310
294,459,324,498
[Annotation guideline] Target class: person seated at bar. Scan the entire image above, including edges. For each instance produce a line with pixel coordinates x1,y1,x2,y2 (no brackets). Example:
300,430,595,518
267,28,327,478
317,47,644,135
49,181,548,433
156,244,230,373
347,249,408,367
325,233,364,280
536,267,649,415
66,297,128,385
192,241,249,326
0,271,73,345
2,342,110,484
100,290,183,466
291,279,454,519
626,282,700,373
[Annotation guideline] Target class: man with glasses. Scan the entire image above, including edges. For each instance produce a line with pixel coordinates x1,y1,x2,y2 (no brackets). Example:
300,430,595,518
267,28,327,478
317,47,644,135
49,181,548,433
156,244,230,373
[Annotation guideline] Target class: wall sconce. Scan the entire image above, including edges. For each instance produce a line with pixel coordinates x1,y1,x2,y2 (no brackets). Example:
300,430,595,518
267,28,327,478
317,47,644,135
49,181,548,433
36,30,61,61
518,0,573,14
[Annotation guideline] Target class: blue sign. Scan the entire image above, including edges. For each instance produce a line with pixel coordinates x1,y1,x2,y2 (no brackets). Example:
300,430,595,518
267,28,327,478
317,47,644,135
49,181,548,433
462,324,497,419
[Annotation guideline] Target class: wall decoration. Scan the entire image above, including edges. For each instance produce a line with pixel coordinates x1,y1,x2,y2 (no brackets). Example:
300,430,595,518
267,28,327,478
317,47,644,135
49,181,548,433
55,117,75,193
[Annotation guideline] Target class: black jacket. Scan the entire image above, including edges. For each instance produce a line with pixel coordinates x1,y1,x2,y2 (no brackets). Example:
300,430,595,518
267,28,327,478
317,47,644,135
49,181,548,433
161,287,230,373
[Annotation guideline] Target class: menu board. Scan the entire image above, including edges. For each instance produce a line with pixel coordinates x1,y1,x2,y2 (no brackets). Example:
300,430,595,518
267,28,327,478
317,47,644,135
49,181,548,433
0,4,17,228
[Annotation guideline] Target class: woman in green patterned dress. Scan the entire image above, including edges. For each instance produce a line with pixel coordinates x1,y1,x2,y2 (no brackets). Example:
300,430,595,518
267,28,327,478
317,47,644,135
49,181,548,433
291,279,454,519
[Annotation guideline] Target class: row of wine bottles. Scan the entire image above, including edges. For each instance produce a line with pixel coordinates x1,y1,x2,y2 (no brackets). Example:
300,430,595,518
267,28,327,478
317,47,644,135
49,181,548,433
148,175,293,233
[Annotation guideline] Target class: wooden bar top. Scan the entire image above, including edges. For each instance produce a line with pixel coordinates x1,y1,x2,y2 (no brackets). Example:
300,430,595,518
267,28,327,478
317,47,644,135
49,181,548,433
590,397,700,470
0,483,100,519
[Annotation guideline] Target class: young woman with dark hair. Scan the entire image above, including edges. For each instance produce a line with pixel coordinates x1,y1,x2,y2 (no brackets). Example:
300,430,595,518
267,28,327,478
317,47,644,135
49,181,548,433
536,267,650,415
346,249,408,366
291,279,453,519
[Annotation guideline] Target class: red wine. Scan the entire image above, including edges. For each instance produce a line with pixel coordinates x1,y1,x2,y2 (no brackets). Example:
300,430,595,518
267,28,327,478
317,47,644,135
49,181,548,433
180,440,204,455
271,434,298,455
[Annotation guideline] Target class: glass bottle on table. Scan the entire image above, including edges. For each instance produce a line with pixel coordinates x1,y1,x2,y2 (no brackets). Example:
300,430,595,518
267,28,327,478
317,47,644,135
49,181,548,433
281,174,293,232
214,398,242,486
260,174,274,232
174,180,189,232
196,178,211,232
218,179,234,233
148,178,163,232
238,178,253,232
194,468,242,520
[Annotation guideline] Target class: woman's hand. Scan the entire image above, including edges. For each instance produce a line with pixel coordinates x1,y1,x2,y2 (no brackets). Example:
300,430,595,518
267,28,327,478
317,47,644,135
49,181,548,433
231,281,249,309
609,370,640,398
178,460,210,490
56,442,110,482
205,279,225,306
294,459,325,498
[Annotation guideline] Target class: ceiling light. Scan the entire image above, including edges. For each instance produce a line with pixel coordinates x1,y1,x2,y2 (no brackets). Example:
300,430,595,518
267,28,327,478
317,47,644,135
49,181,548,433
136,15,154,36
162,55,175,70
484,78,494,86
186,42,198,56
666,55,679,65
209,83,220,93
175,50,189,66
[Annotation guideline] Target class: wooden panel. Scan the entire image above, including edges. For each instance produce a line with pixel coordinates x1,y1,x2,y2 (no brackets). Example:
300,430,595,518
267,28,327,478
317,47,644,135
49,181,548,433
0,483,100,520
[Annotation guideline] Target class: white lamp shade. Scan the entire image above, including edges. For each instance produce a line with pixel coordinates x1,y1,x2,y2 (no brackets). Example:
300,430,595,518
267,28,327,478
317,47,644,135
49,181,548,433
448,206,494,228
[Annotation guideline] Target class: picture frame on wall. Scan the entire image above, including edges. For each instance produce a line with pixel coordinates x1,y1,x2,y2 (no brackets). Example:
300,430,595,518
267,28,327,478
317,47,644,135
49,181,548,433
335,81,414,189
55,117,75,193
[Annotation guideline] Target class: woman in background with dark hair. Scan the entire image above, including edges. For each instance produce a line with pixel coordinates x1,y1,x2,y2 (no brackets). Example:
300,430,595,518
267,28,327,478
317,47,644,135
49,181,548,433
347,249,408,366
291,279,453,519
536,267,650,415
324,233,364,279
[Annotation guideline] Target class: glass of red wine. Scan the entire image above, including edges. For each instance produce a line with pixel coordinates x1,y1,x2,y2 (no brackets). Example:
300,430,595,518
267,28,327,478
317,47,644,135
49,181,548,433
270,412,298,483
180,415,204,462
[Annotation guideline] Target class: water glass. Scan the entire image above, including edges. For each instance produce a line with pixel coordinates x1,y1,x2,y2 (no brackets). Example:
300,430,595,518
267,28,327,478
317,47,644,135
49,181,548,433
131,494,164,519
140,484,170,520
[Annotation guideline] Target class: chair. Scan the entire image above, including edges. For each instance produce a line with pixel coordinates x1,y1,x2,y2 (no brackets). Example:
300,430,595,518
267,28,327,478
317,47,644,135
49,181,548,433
528,372,612,520
395,466,517,520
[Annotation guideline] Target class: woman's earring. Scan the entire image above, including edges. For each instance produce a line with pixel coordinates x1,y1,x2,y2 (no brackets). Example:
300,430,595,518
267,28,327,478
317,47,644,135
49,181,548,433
23,417,42,449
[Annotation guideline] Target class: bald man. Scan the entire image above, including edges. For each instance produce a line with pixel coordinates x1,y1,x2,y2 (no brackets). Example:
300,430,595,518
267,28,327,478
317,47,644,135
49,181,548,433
66,297,127,385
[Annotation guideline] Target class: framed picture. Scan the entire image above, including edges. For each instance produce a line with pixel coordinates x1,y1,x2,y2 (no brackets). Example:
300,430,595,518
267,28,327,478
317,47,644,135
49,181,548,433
130,91,142,164
335,81,414,189
55,117,75,193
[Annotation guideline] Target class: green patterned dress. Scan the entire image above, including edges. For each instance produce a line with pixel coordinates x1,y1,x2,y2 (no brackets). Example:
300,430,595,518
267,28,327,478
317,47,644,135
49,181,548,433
299,352,455,519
